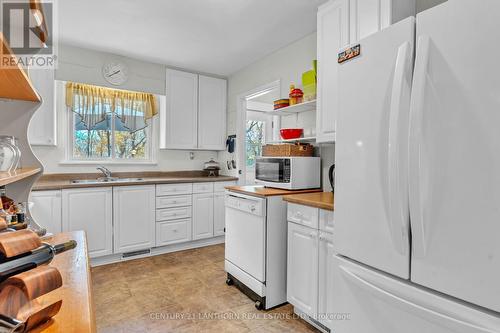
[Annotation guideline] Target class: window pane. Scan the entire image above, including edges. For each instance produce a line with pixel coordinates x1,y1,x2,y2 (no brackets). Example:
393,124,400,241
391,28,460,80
73,113,111,158
114,117,147,159
246,120,265,168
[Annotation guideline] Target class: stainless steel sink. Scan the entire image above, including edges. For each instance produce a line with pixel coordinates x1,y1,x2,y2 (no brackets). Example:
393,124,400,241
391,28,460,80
71,177,145,184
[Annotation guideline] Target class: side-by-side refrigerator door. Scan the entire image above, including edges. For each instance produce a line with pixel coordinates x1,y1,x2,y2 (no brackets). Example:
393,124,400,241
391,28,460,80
409,0,500,313
334,17,414,279
329,255,500,333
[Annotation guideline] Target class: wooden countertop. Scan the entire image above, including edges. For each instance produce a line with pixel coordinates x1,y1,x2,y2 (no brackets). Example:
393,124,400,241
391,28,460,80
32,171,238,191
283,192,334,211
31,231,95,333
225,185,322,198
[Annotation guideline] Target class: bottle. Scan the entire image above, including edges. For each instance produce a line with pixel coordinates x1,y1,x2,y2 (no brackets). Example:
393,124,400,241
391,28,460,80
0,240,77,282
0,187,13,211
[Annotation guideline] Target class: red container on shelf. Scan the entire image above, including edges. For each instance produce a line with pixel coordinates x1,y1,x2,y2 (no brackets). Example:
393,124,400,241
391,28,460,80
280,128,303,140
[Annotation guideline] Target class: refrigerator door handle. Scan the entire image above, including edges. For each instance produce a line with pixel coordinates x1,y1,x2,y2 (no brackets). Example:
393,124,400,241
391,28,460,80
387,41,412,255
340,264,499,333
409,35,431,258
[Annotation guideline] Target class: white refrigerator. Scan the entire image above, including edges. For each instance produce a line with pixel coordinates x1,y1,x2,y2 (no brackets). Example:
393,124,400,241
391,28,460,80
332,0,500,332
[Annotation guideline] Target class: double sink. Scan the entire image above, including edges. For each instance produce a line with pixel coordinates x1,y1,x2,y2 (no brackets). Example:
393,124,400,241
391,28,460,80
71,177,145,185
71,166,145,185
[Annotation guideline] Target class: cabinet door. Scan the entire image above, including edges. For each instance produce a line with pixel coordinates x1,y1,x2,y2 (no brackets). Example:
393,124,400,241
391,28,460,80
28,69,56,146
198,75,227,150
29,190,62,234
113,185,155,253
318,232,335,329
349,0,415,42
62,188,113,258
213,192,225,237
287,222,319,317
316,0,349,143
163,69,198,149
192,193,214,240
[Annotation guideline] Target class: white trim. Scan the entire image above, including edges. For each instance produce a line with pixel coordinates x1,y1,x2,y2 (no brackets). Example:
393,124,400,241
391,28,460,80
90,235,225,267
236,79,280,185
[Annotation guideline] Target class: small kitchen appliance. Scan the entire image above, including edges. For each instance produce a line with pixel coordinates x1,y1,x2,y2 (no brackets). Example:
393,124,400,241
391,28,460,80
255,156,320,190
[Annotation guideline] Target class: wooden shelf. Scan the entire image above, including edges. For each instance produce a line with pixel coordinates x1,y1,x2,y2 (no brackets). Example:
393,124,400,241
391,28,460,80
266,136,317,144
263,100,316,116
0,33,41,102
0,167,41,187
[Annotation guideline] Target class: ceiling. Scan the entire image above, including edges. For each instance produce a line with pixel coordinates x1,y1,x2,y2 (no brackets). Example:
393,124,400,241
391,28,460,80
59,0,328,77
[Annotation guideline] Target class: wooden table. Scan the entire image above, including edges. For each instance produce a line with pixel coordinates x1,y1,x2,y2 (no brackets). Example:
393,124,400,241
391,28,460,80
31,231,96,333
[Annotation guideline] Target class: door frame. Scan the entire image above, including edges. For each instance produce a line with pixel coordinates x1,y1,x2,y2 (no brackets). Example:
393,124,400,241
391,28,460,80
236,79,280,185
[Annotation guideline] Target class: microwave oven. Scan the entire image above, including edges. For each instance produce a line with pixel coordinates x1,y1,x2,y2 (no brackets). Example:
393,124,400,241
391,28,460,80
255,157,321,190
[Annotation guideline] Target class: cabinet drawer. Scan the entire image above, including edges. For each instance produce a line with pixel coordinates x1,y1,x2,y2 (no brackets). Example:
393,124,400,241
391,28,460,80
193,182,214,194
214,181,237,192
156,183,193,196
156,195,192,209
156,207,192,222
287,203,319,229
319,209,334,233
156,219,192,246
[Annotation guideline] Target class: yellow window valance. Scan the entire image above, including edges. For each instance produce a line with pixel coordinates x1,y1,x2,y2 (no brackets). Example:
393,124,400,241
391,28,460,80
65,82,158,132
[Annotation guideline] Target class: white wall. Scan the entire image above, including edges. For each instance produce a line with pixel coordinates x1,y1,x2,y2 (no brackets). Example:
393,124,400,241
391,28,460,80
32,45,218,174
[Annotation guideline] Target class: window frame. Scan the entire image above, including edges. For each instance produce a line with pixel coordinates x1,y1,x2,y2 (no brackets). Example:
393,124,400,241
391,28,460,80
59,81,158,165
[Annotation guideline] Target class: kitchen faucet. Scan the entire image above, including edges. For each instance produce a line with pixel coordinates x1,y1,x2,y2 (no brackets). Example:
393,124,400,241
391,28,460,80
96,166,112,179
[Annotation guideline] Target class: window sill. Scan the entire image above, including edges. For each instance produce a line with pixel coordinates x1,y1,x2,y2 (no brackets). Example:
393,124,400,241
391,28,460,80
59,160,158,166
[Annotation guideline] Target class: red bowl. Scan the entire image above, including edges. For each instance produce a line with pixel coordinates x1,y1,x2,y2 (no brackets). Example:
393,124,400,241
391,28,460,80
280,128,303,140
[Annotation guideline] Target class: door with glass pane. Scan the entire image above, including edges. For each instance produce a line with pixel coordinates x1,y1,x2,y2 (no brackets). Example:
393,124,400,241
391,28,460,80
245,111,273,184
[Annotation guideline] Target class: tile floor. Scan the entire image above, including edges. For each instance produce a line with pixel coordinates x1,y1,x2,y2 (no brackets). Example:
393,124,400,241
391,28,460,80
91,244,319,332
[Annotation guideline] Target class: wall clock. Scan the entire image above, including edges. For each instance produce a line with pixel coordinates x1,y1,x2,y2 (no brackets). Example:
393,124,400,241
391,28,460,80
102,61,129,86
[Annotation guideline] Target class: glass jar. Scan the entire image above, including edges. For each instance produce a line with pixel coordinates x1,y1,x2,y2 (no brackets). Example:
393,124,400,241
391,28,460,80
0,136,20,172
0,138,16,172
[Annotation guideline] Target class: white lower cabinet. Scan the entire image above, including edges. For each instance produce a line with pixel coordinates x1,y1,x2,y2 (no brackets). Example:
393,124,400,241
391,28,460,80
156,219,192,246
213,192,225,236
39,180,234,260
287,202,335,329
318,232,336,328
287,222,319,317
113,185,156,254
192,193,214,240
29,190,62,234
62,187,113,258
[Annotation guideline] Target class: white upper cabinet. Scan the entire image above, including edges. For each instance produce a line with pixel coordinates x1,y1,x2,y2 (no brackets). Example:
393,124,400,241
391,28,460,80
316,0,349,143
198,75,227,150
163,69,199,149
349,0,416,42
316,0,414,143
162,69,227,151
28,69,56,146
113,185,156,254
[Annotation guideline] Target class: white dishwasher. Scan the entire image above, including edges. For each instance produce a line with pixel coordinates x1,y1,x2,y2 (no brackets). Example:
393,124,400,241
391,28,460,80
225,190,288,310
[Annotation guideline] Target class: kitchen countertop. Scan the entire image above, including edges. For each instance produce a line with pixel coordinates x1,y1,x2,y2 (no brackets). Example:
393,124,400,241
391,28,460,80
32,171,238,191
283,191,334,211
225,185,322,198
34,231,95,333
